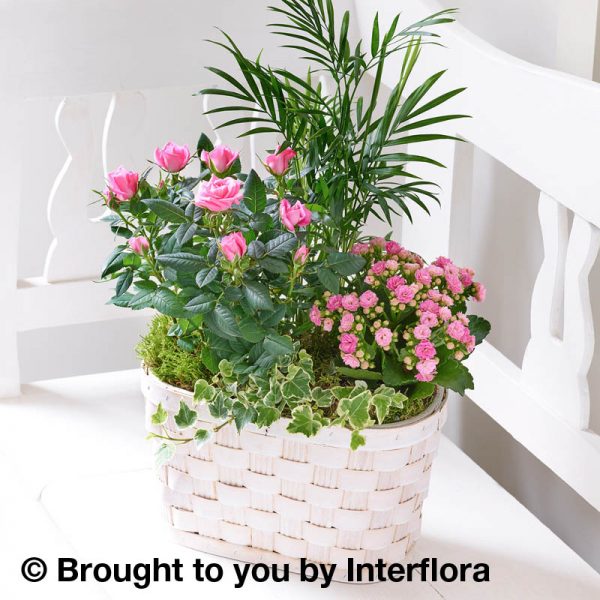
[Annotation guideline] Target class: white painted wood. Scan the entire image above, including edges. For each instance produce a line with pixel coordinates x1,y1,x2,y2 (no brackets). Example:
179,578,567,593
355,0,600,508
2,368,596,598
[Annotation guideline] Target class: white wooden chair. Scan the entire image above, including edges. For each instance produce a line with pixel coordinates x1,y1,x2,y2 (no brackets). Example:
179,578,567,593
356,0,600,513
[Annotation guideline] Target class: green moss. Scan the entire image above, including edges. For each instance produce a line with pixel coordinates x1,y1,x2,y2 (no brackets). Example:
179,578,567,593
136,315,209,391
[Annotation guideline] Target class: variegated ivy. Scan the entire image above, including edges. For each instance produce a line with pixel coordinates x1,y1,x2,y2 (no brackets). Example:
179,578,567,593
149,345,407,461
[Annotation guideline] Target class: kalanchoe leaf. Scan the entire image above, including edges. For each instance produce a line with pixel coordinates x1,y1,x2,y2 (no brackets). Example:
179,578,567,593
434,359,474,395
336,367,382,381
407,382,436,402
151,403,168,426
174,401,198,429
194,429,212,448
382,354,416,387
467,315,491,345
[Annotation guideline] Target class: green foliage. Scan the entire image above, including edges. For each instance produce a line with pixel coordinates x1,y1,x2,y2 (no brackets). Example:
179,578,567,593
203,0,466,251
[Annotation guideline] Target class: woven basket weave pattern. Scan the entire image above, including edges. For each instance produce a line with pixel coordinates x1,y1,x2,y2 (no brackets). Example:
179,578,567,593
142,370,447,567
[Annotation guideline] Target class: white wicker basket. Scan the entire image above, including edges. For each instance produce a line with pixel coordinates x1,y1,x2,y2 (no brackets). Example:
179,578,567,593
142,368,447,581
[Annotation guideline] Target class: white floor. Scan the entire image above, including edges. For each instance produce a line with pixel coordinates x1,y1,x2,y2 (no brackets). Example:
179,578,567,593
1,370,599,599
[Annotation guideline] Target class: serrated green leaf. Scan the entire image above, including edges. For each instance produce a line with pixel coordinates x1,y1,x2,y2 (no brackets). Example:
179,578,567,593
260,256,289,273
157,253,204,273
154,288,187,318
317,268,339,293
239,316,266,343
243,280,274,311
184,293,215,315
382,354,415,387
201,347,219,373
115,270,133,297
143,199,188,223
243,169,267,213
196,267,219,288
327,252,366,276
265,233,297,257
467,315,491,345
434,359,474,395
174,401,198,429
264,334,293,357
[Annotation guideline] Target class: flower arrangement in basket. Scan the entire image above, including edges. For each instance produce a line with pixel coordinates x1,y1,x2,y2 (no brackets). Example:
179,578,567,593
97,0,490,572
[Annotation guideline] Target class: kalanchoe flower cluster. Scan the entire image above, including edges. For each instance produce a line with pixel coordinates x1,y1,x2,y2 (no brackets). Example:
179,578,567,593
311,238,486,383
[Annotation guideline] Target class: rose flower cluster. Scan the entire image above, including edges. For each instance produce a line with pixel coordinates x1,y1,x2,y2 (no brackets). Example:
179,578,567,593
310,238,486,382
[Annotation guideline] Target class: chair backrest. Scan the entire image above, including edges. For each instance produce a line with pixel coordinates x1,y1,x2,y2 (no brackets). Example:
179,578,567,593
355,0,600,511
0,0,302,395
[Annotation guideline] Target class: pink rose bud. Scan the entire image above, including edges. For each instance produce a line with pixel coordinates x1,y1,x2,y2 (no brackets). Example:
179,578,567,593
128,236,150,254
201,145,239,176
195,175,243,212
294,245,309,264
220,231,247,262
154,142,191,173
107,166,139,201
279,199,312,232
265,146,297,176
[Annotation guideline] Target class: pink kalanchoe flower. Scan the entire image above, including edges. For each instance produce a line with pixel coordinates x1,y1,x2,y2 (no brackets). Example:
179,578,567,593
374,327,393,348
351,243,370,255
371,261,387,275
220,231,247,261
385,259,399,271
279,199,311,232
395,285,416,304
403,262,419,273
459,268,474,287
415,268,432,286
154,142,190,173
386,275,405,291
294,245,310,264
128,236,149,254
474,281,487,302
265,146,296,176
428,265,444,278
439,306,452,321
339,333,358,354
364,275,375,285
326,294,343,312
341,294,360,312
420,299,440,315
420,312,438,328
415,340,436,360
370,237,386,248
201,145,239,175
107,166,139,201
339,312,355,332
416,359,437,382
465,335,476,353
309,304,322,326
414,324,432,340
433,256,453,268
441,294,454,306
342,354,361,369
446,275,464,295
195,175,243,212
385,241,403,255
359,290,378,309
323,318,333,332
428,289,442,302
447,320,468,342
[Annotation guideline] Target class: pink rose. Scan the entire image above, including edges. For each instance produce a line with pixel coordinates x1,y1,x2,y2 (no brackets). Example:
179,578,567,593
310,305,322,326
279,199,311,231
323,318,333,332
154,142,190,173
414,324,431,340
326,294,343,311
359,290,378,309
265,146,296,176
220,231,247,261
371,261,386,275
420,312,438,328
375,327,393,348
446,320,468,342
107,166,138,201
342,354,360,369
474,282,487,302
395,285,416,304
351,243,370,255
415,268,432,286
339,333,358,354
294,245,310,264
341,294,360,312
128,236,149,254
415,340,436,360
201,144,239,175
385,241,403,255
370,237,386,248
416,359,437,382
420,300,440,315
386,275,405,291
195,175,243,212
339,312,355,332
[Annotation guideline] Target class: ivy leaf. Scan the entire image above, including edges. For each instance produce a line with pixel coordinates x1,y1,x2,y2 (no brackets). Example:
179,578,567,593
281,365,312,399
151,403,168,426
338,389,371,429
194,429,212,448
350,430,366,451
255,405,281,428
155,443,175,467
265,233,297,257
174,401,198,429
232,401,257,432
372,393,392,424
157,253,204,273
327,252,366,276
143,199,188,223
317,268,340,293
467,315,491,345
287,405,327,437
194,379,215,403
264,334,293,357
196,267,219,288
311,387,333,408
243,169,267,213
243,281,274,311
382,354,415,387
434,359,474,395
208,390,231,419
